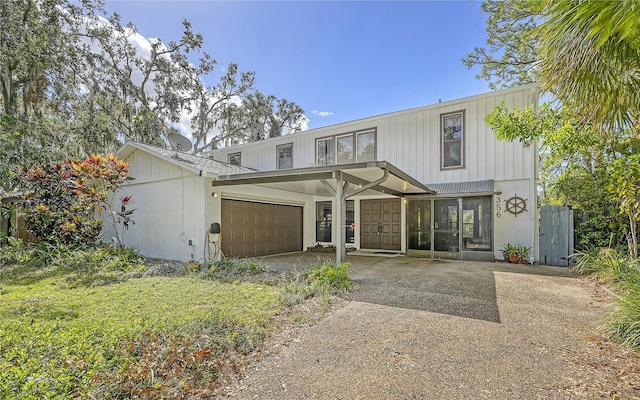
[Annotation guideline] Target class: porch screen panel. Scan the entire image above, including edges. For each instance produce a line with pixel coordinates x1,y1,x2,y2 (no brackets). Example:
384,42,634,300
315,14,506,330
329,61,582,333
434,199,459,252
462,197,492,251
408,200,431,250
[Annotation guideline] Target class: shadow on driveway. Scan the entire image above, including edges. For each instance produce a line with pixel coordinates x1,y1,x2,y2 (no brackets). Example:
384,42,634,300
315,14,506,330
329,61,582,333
259,252,575,323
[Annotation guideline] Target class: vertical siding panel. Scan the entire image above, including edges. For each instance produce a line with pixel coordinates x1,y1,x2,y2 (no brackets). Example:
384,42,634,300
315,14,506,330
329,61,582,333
476,98,487,179
414,111,424,182
468,99,478,181
429,108,438,183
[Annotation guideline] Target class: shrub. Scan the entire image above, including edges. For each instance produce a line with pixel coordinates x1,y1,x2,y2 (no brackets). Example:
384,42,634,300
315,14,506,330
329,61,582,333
17,154,132,247
572,249,640,350
603,282,640,349
209,258,266,276
304,261,351,293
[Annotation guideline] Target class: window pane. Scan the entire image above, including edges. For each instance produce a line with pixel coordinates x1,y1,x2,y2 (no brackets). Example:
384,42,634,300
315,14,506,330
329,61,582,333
315,200,355,243
316,138,334,166
228,153,241,166
356,131,376,162
316,201,332,242
345,200,355,243
277,144,293,169
337,136,354,164
443,141,461,168
443,114,462,140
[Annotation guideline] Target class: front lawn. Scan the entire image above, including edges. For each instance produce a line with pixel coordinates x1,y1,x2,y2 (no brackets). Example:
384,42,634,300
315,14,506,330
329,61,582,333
0,245,351,398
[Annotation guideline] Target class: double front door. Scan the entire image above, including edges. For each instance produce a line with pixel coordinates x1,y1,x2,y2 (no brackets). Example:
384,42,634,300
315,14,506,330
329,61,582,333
360,199,401,250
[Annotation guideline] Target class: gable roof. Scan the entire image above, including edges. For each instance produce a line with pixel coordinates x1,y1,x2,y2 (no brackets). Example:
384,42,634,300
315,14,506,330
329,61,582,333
116,141,257,177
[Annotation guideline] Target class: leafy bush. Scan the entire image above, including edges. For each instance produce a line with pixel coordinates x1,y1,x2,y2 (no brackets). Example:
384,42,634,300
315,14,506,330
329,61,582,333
572,249,640,350
278,261,351,308
0,236,31,266
17,154,132,246
572,248,640,285
304,261,351,293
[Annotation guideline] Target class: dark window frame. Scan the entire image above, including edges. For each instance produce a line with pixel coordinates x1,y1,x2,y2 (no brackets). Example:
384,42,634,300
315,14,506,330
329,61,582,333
440,110,465,170
276,143,293,170
228,152,241,166
315,128,377,166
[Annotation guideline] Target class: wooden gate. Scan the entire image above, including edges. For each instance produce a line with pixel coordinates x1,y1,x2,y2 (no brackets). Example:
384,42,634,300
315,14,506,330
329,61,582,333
539,206,574,266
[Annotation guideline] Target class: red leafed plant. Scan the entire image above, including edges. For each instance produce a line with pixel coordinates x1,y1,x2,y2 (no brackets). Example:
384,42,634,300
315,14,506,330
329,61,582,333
18,154,134,247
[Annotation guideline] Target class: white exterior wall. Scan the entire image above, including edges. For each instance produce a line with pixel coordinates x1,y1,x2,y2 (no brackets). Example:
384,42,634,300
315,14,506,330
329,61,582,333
116,149,207,261
210,84,537,185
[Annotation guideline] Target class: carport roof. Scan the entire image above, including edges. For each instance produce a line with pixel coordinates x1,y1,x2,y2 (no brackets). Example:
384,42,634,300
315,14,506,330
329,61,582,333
212,160,435,197
116,141,433,197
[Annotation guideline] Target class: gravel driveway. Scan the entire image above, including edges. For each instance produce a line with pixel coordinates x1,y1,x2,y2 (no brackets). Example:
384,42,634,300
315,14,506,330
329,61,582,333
222,253,639,399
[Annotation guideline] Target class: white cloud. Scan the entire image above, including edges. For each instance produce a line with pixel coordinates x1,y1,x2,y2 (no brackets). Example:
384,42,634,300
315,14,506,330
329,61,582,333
312,110,334,117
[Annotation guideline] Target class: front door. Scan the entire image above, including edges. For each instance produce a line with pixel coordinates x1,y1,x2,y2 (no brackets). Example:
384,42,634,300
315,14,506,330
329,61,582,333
361,199,401,250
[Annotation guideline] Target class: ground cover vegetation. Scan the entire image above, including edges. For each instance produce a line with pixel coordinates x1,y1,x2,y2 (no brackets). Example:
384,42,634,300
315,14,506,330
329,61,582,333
0,242,352,398
0,147,352,398
467,0,640,349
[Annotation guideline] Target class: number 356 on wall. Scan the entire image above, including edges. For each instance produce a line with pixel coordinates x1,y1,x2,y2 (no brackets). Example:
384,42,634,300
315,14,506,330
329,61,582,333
495,196,502,218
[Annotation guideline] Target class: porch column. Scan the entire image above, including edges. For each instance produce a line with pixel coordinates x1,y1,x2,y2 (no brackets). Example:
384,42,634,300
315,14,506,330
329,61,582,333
335,171,345,264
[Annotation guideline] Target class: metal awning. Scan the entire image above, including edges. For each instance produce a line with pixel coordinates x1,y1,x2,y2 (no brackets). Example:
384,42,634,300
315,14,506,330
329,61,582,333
212,160,434,198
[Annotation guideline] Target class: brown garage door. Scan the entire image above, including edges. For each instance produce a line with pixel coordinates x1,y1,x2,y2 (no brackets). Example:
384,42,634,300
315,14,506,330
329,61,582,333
221,199,303,257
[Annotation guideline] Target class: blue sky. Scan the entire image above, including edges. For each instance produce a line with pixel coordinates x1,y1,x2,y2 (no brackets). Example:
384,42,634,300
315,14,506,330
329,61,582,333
104,1,489,130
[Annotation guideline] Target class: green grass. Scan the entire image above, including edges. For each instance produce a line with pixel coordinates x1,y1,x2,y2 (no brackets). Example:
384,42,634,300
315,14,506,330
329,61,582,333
0,251,285,399
0,246,353,398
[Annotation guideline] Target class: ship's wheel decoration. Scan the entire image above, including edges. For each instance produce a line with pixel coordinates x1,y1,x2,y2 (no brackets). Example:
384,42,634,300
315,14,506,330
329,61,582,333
505,195,527,217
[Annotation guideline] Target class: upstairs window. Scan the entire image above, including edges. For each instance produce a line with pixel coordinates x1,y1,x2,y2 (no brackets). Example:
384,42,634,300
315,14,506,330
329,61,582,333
316,129,376,166
317,138,334,166
357,131,376,162
228,152,241,166
277,143,293,169
336,135,354,164
441,111,464,169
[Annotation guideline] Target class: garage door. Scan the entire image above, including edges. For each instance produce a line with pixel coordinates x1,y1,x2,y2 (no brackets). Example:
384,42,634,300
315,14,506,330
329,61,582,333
221,199,303,257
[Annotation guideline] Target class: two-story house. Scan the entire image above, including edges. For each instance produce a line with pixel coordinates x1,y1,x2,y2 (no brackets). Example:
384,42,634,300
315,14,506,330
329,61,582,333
115,84,539,263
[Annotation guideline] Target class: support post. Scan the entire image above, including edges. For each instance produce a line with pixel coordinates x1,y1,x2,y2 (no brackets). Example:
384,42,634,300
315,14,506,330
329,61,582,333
335,171,345,264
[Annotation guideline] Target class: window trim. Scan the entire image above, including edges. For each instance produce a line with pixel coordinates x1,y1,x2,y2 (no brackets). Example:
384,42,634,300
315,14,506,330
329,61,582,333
440,110,465,170
315,128,377,166
228,152,241,166
276,143,293,170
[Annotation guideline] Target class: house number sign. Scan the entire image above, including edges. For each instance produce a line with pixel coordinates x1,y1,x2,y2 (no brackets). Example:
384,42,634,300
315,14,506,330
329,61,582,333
495,196,502,218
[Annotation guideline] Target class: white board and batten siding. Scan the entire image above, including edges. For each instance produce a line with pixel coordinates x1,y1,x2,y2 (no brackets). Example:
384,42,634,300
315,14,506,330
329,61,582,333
115,149,208,262
210,84,538,186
